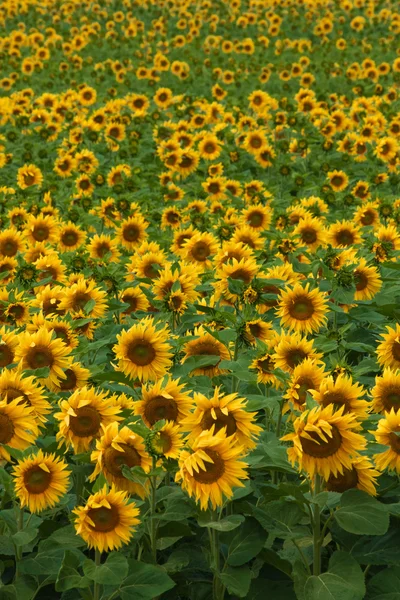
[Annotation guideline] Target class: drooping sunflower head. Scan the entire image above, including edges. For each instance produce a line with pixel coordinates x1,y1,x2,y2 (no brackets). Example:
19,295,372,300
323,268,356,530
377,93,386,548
325,456,379,496
281,404,366,480
13,449,70,513
182,326,230,378
176,429,248,510
73,485,140,552
276,283,329,334
90,422,152,497
151,421,185,460
135,376,193,428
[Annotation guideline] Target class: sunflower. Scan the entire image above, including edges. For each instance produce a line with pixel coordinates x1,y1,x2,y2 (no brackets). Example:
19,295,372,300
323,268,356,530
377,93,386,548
376,224,400,251
371,369,400,413
325,456,379,496
250,352,282,388
310,374,369,420
88,234,121,263
181,387,261,450
152,421,184,459
113,317,172,383
0,257,17,284
327,169,349,192
376,324,400,370
327,220,362,248
353,203,380,228
58,279,108,319
15,327,72,387
119,287,149,319
73,485,140,552
55,386,122,454
13,450,70,513
154,87,173,109
130,251,168,281
273,331,323,373
293,216,325,252
116,216,148,250
25,215,59,245
0,369,51,424
17,164,43,189
241,204,271,230
231,225,264,250
58,222,86,252
284,358,326,411
182,326,230,377
90,422,151,498
0,228,25,257
276,283,328,334
0,398,39,462
353,259,382,301
215,257,259,302
373,409,400,472
0,326,19,369
46,361,90,393
32,285,66,317
198,133,222,161
281,404,366,480
135,377,193,427
244,319,274,345
152,263,200,304
183,231,219,270
34,254,67,286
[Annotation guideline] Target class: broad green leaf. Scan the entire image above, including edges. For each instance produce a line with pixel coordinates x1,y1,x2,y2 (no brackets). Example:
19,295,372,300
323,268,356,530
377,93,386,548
220,566,252,598
351,529,400,565
303,551,365,600
120,560,175,599
253,501,305,538
55,550,91,592
12,528,38,547
163,549,190,574
19,548,65,575
226,518,267,566
0,535,16,555
367,566,400,599
0,575,36,600
198,514,245,532
83,552,128,585
334,489,389,536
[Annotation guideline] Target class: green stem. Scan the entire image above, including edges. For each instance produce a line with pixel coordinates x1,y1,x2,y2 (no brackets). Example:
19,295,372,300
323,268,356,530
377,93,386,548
231,336,240,393
93,549,101,600
210,511,225,600
312,475,322,576
150,457,158,564
272,399,284,485
14,506,24,581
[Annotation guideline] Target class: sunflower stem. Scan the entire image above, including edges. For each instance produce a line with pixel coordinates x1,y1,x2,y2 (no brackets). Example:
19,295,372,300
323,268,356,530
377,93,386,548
14,506,24,581
150,456,158,564
230,335,240,394
210,510,225,600
93,549,101,600
272,399,284,485
312,474,322,576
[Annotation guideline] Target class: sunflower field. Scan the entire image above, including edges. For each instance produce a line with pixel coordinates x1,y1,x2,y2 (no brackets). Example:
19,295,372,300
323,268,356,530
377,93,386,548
1,0,400,599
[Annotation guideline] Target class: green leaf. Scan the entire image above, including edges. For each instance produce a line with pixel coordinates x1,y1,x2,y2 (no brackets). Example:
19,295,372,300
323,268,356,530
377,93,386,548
84,298,96,314
351,529,400,565
55,550,91,592
252,501,305,538
226,518,267,566
0,576,37,600
334,489,389,535
120,560,176,599
83,552,128,585
40,524,85,550
12,528,38,547
220,566,252,598
157,497,195,521
163,549,190,574
198,514,245,532
0,535,15,555
19,548,65,575
303,551,365,600
367,566,400,599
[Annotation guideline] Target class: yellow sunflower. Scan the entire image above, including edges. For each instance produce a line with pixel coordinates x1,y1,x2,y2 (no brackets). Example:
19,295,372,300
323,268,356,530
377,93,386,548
0,369,51,424
327,169,349,192
284,358,326,412
0,228,25,257
310,373,370,420
293,216,325,252
376,324,400,370
371,369,400,413
135,377,193,428
176,429,248,510
273,331,323,373
281,404,366,480
152,421,185,459
325,456,379,496
119,287,149,319
373,409,400,472
327,220,362,248
250,351,282,388
13,450,70,513
58,279,108,319
90,422,151,498
276,283,329,334
46,361,90,393
116,216,148,250
182,326,230,377
0,326,19,369
215,257,259,303
55,386,122,454
183,231,219,271
0,399,39,462
58,222,86,252
15,327,72,387
17,164,43,189
73,485,140,552
353,259,382,301
181,387,261,450
113,317,172,382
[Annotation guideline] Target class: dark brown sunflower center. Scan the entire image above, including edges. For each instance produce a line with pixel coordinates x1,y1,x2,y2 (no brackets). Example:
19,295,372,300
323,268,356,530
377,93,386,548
258,356,274,373
143,395,178,426
0,344,14,367
87,505,120,533
24,174,36,186
95,243,111,258
335,229,354,246
71,292,92,311
104,443,141,477
127,340,156,366
248,212,263,227
361,211,375,225
190,242,210,261
354,271,368,291
296,377,315,404
122,295,137,314
61,231,78,246
249,323,262,338
123,225,140,242
201,407,237,436
289,296,315,320
0,412,14,443
192,449,225,484
331,176,344,187
262,284,280,307
389,432,400,454
59,369,78,391
204,142,216,154
381,386,400,411
26,345,54,369
391,342,400,362
300,424,342,458
153,431,172,454
32,226,49,241
8,304,25,320
69,406,101,437
301,228,317,244
326,466,359,493
286,349,307,368
143,262,161,279
230,269,252,284
0,239,18,256
249,136,263,149
319,391,351,413
43,298,64,316
24,466,52,494
3,387,29,405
